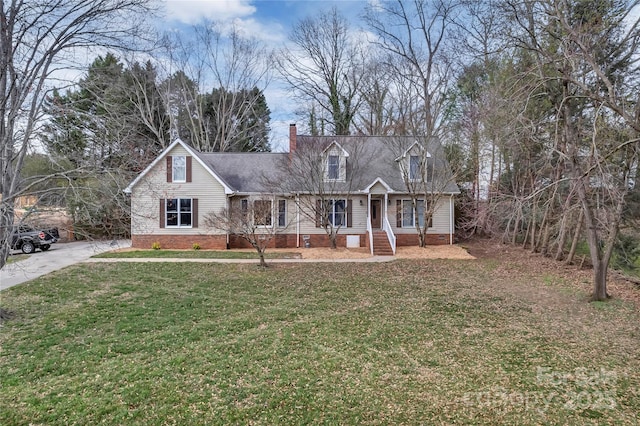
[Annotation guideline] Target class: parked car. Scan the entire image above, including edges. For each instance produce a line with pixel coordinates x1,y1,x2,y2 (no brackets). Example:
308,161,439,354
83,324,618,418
10,225,59,254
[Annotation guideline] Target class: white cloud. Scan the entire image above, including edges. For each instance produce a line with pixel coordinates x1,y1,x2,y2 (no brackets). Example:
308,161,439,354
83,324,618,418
164,0,256,24
230,17,286,44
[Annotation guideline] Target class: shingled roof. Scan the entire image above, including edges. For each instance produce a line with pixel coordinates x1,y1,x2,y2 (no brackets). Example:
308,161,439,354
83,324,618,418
293,134,460,194
125,132,460,195
195,152,288,193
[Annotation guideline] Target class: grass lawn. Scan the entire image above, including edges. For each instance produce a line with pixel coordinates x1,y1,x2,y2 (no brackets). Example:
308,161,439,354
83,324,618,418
6,253,29,264
94,250,301,259
1,252,638,424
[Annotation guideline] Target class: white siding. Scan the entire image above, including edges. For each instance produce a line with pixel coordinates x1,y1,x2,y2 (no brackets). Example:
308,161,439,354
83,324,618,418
388,195,451,234
131,145,227,235
369,182,388,195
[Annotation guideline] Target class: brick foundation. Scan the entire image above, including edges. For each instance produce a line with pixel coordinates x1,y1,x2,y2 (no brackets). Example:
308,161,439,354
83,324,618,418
228,234,298,249
395,233,451,246
132,234,227,250
298,233,366,248
132,232,452,250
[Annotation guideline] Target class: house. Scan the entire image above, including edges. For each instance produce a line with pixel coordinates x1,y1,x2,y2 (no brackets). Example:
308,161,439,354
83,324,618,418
124,124,460,254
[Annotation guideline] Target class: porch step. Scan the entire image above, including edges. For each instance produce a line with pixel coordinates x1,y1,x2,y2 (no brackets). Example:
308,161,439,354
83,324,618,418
372,231,393,256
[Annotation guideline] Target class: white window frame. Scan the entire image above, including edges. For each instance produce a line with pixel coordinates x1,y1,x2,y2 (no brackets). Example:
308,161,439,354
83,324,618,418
166,198,192,228
328,199,346,227
409,155,421,181
253,199,273,227
401,199,427,228
278,199,287,227
327,155,340,180
172,155,187,183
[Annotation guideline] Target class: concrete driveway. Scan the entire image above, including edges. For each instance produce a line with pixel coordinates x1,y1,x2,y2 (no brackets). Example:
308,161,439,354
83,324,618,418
0,240,131,291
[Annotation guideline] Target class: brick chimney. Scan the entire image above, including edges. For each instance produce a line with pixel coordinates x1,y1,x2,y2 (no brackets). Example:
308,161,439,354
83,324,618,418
289,123,297,158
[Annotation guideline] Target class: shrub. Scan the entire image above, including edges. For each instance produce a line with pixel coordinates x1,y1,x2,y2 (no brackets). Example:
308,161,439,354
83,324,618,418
151,241,161,250
192,243,201,251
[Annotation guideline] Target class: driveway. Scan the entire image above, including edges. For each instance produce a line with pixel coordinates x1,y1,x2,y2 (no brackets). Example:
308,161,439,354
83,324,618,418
1,240,131,291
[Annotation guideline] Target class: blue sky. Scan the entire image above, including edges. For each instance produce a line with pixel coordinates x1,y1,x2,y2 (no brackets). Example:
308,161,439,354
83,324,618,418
162,0,371,151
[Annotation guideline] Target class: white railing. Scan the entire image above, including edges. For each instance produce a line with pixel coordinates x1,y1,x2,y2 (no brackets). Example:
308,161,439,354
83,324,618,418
382,216,396,255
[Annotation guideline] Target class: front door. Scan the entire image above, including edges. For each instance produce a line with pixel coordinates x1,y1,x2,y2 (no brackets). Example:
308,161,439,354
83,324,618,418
371,199,382,229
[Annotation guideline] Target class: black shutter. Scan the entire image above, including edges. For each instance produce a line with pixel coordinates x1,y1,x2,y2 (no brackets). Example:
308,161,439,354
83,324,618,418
346,200,352,227
166,156,172,182
396,200,402,227
186,156,192,182
159,199,165,228
192,198,198,228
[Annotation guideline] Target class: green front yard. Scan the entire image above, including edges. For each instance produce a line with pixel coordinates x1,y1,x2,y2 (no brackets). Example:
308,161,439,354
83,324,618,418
0,254,638,424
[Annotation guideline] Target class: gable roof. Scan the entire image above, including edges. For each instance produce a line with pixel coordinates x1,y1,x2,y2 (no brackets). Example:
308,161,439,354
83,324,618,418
123,138,234,194
322,140,350,157
296,135,460,194
126,135,460,196
395,140,432,161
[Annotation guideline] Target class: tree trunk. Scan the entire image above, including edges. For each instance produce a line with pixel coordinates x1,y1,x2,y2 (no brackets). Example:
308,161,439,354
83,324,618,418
529,202,537,252
577,182,609,301
329,232,337,249
554,205,573,261
522,217,531,249
540,223,552,256
536,202,550,253
565,208,583,265
258,250,268,268
511,204,522,245
592,259,609,301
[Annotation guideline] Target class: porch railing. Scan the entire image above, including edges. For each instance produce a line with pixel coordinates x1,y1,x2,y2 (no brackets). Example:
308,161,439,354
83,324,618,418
382,216,396,255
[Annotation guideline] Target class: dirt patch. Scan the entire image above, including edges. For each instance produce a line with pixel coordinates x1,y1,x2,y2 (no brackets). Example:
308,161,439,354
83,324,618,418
463,238,640,307
241,245,474,260
395,245,475,260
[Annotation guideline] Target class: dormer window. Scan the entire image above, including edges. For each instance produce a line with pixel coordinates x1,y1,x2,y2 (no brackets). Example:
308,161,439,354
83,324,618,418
409,155,420,180
322,141,348,182
328,155,339,180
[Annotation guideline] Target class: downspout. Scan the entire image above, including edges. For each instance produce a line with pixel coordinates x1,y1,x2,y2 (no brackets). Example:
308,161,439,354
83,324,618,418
226,195,232,249
449,194,454,245
367,192,373,254
296,194,300,248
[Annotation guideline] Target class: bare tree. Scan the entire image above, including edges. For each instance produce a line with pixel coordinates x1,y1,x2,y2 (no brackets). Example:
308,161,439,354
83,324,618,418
391,137,458,247
204,196,289,267
161,21,271,151
275,7,366,135
501,0,640,300
354,58,396,136
0,0,155,271
273,136,369,249
364,0,458,138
